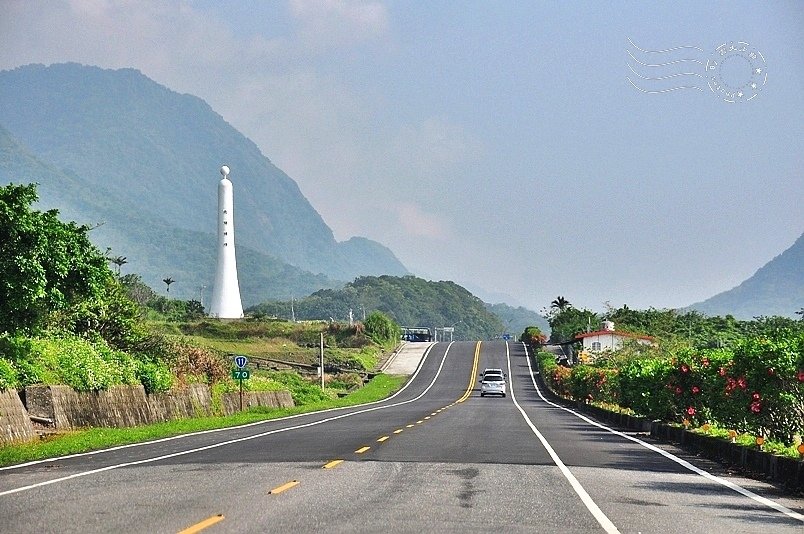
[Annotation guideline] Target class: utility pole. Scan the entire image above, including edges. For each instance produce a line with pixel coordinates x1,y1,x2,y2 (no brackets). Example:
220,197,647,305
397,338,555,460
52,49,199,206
320,332,325,390
290,296,296,322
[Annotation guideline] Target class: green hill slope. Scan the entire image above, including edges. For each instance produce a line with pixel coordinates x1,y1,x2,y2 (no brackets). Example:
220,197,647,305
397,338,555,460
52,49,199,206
0,125,339,305
0,63,408,288
689,232,804,319
247,275,506,341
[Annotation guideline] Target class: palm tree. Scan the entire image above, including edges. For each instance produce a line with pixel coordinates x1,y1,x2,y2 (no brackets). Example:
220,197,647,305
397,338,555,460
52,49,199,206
550,296,571,312
110,256,127,274
163,277,175,293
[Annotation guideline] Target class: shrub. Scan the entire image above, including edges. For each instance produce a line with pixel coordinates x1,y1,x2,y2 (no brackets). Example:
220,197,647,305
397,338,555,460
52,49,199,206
136,359,173,394
618,357,675,420
0,358,17,390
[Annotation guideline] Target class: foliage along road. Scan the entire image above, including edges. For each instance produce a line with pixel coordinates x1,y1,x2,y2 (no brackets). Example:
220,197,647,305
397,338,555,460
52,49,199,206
0,341,802,533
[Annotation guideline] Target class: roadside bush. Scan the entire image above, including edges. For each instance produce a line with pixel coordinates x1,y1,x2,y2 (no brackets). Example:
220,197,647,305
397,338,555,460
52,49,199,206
136,359,173,394
569,365,619,404
269,371,330,405
0,358,17,390
364,311,401,346
537,351,572,398
616,356,675,420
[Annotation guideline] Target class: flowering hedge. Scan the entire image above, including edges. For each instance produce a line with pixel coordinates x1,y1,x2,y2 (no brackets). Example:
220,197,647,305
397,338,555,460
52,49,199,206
536,330,804,445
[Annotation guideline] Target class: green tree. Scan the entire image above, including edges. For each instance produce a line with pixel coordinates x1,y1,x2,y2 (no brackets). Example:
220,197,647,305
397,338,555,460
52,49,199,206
550,296,571,312
0,183,110,335
363,311,401,345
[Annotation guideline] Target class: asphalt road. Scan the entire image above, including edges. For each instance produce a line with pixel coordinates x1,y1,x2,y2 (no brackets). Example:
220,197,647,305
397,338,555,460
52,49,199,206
1,341,802,533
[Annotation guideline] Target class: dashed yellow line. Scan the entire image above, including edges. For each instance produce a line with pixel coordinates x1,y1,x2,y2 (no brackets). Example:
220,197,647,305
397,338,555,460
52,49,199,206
393,429,404,434
416,420,424,424
269,480,299,494
322,460,344,469
178,514,224,534
377,436,390,443
406,424,415,428
355,446,371,454
424,416,431,420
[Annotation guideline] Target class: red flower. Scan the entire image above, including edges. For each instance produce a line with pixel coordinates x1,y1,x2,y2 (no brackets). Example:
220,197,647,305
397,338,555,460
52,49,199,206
680,364,690,374
686,406,696,416
736,376,747,389
691,386,701,395
752,392,761,401
675,386,683,395
718,367,727,377
797,370,804,382
750,401,762,414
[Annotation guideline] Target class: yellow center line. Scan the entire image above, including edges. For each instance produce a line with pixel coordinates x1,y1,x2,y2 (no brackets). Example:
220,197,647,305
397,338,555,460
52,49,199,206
178,514,224,534
355,446,371,453
393,429,404,434
377,436,390,442
424,416,431,420
457,341,481,403
406,424,415,428
269,480,299,495
322,460,344,469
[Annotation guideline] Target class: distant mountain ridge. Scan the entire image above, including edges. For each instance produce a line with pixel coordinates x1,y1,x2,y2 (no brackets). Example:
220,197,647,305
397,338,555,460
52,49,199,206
0,63,408,302
689,232,804,319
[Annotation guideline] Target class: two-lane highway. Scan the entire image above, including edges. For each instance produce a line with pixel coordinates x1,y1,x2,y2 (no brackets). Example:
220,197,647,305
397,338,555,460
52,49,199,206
0,341,801,533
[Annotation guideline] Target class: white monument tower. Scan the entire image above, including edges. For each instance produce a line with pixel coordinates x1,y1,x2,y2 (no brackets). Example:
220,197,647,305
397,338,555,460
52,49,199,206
209,165,244,319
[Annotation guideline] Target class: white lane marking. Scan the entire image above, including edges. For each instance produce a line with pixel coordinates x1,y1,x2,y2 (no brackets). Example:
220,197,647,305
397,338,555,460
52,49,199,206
0,344,457,496
0,343,442,473
519,343,804,524
505,343,621,534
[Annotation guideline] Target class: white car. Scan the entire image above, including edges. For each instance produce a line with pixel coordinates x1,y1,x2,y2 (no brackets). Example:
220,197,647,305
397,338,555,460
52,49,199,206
479,369,506,397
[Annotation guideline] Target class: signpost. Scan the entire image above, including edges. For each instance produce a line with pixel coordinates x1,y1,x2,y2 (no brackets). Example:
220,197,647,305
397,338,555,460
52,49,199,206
232,354,249,411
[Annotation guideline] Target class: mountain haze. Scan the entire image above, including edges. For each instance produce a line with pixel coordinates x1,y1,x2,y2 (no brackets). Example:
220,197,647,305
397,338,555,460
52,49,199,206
689,232,804,319
0,63,407,302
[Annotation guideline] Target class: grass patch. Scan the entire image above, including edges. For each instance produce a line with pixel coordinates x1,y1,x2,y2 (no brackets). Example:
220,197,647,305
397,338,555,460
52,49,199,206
0,374,407,467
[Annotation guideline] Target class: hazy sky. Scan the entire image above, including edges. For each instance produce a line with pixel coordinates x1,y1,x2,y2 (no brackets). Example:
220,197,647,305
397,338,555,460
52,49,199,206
1,1,802,313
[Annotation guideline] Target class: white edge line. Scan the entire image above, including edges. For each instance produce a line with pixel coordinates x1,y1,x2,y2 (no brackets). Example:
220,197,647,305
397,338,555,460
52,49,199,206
519,343,804,524
505,342,621,534
0,342,442,473
1,342,456,496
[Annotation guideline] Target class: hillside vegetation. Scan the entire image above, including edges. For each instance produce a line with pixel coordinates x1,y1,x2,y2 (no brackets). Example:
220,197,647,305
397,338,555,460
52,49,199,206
0,63,408,303
689,232,804,319
248,275,506,340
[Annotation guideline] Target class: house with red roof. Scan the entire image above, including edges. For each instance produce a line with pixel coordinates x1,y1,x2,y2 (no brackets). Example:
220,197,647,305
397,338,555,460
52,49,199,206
575,321,655,353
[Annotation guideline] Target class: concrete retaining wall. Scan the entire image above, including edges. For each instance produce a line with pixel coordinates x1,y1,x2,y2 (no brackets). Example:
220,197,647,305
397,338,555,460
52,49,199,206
13,384,294,436
0,390,36,445
221,390,294,415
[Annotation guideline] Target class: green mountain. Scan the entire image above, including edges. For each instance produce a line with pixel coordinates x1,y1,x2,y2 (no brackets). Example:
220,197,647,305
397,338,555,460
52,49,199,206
247,275,506,341
689,232,804,319
0,63,408,302
0,125,339,306
484,302,550,337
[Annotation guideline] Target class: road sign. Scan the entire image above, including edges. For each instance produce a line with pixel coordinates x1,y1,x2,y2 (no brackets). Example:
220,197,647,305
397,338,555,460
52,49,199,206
231,369,250,380
234,355,248,369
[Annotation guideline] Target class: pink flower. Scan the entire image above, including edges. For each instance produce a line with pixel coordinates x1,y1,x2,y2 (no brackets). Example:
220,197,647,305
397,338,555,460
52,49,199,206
674,386,683,395
719,367,727,377
737,376,747,390
797,370,804,382
686,406,696,416
750,401,762,414
751,392,761,401
691,386,701,395
680,364,690,374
